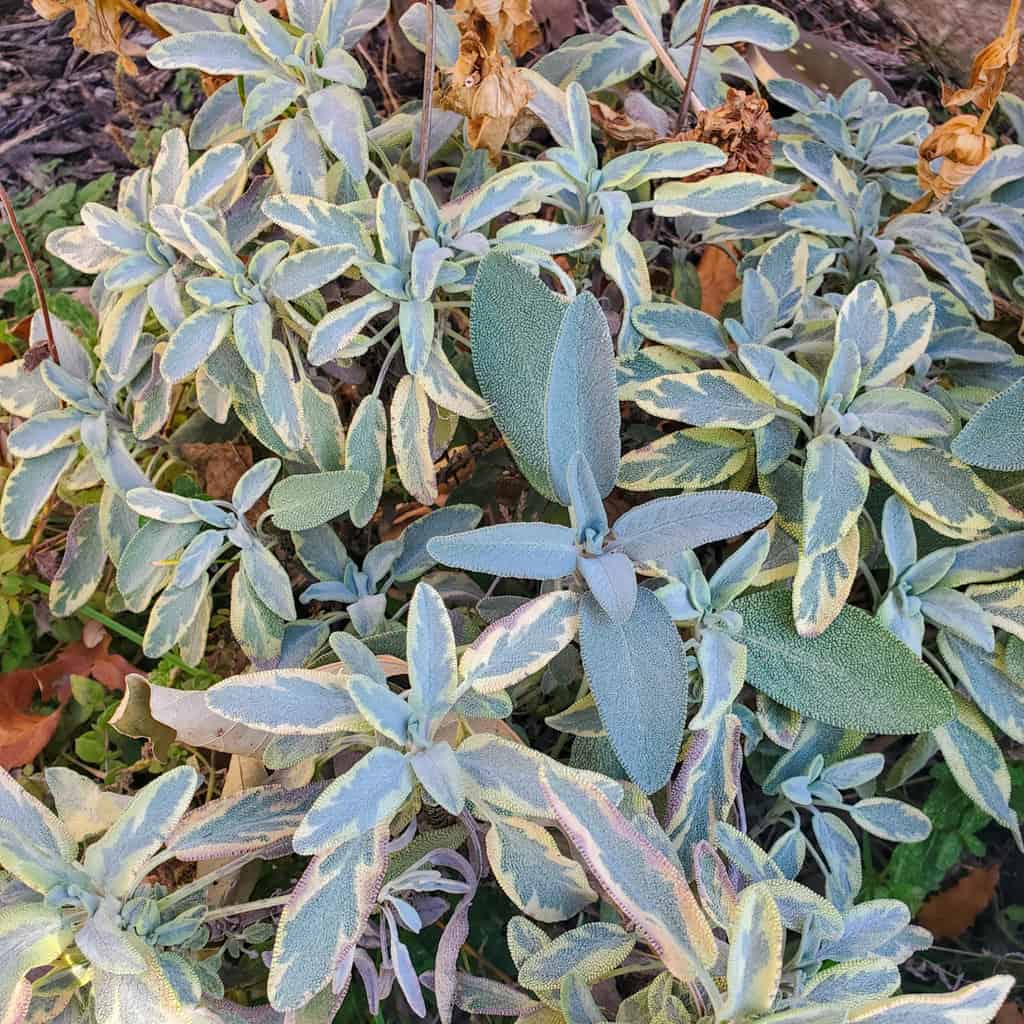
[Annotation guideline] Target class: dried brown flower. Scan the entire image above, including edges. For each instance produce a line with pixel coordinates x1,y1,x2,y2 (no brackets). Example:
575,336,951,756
678,88,776,178
439,0,538,161
452,0,541,56
31,0,167,73
903,0,1020,212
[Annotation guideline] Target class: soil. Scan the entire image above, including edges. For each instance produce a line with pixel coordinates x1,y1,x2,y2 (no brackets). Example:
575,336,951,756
0,0,975,197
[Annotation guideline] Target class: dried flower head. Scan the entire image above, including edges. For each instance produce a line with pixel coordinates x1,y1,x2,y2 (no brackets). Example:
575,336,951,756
30,0,166,73
678,88,777,177
903,0,1020,211
439,0,538,161
452,0,541,56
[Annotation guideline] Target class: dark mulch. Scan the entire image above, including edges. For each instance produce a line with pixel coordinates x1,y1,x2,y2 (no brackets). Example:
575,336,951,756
0,0,193,193
0,0,957,199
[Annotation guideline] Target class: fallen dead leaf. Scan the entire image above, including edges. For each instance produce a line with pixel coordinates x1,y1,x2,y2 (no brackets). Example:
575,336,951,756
996,1002,1024,1023
0,634,134,768
695,245,739,318
111,674,274,760
180,443,254,502
30,0,168,73
917,863,1001,939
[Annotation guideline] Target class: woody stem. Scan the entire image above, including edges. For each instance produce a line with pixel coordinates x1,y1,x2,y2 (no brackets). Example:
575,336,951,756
419,0,437,180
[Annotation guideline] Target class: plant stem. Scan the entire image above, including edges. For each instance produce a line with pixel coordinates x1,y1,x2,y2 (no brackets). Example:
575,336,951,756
676,0,713,131
203,895,291,923
418,0,437,181
9,573,208,681
157,850,265,911
373,331,403,398
0,184,58,363
622,0,691,102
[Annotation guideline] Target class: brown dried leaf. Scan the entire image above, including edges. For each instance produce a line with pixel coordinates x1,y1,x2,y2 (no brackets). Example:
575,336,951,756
996,1003,1024,1024
0,634,134,768
111,674,277,759
696,245,739,318
942,0,1021,114
590,100,659,145
30,0,168,73
108,674,178,762
917,863,1000,939
180,443,254,502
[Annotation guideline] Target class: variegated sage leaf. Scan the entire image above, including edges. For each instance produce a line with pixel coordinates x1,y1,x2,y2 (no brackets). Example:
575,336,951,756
719,886,783,1020
83,765,199,898
634,370,776,429
49,504,106,617
539,767,717,982
461,591,581,694
268,825,389,1011
0,445,78,541
293,746,412,854
206,670,364,735
486,817,597,923
870,437,1024,539
846,975,1013,1024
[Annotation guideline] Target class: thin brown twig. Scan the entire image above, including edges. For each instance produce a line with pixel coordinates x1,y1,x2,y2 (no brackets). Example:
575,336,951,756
118,0,170,38
357,41,400,115
0,183,58,364
418,0,437,180
676,0,714,131
622,0,689,96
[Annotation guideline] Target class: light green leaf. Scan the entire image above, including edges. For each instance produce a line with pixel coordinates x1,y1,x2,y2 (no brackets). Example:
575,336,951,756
952,376,1024,470
268,470,369,531
579,588,688,794
733,588,954,732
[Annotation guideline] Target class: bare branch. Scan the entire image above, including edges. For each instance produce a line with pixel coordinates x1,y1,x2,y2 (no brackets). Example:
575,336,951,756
0,183,58,364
